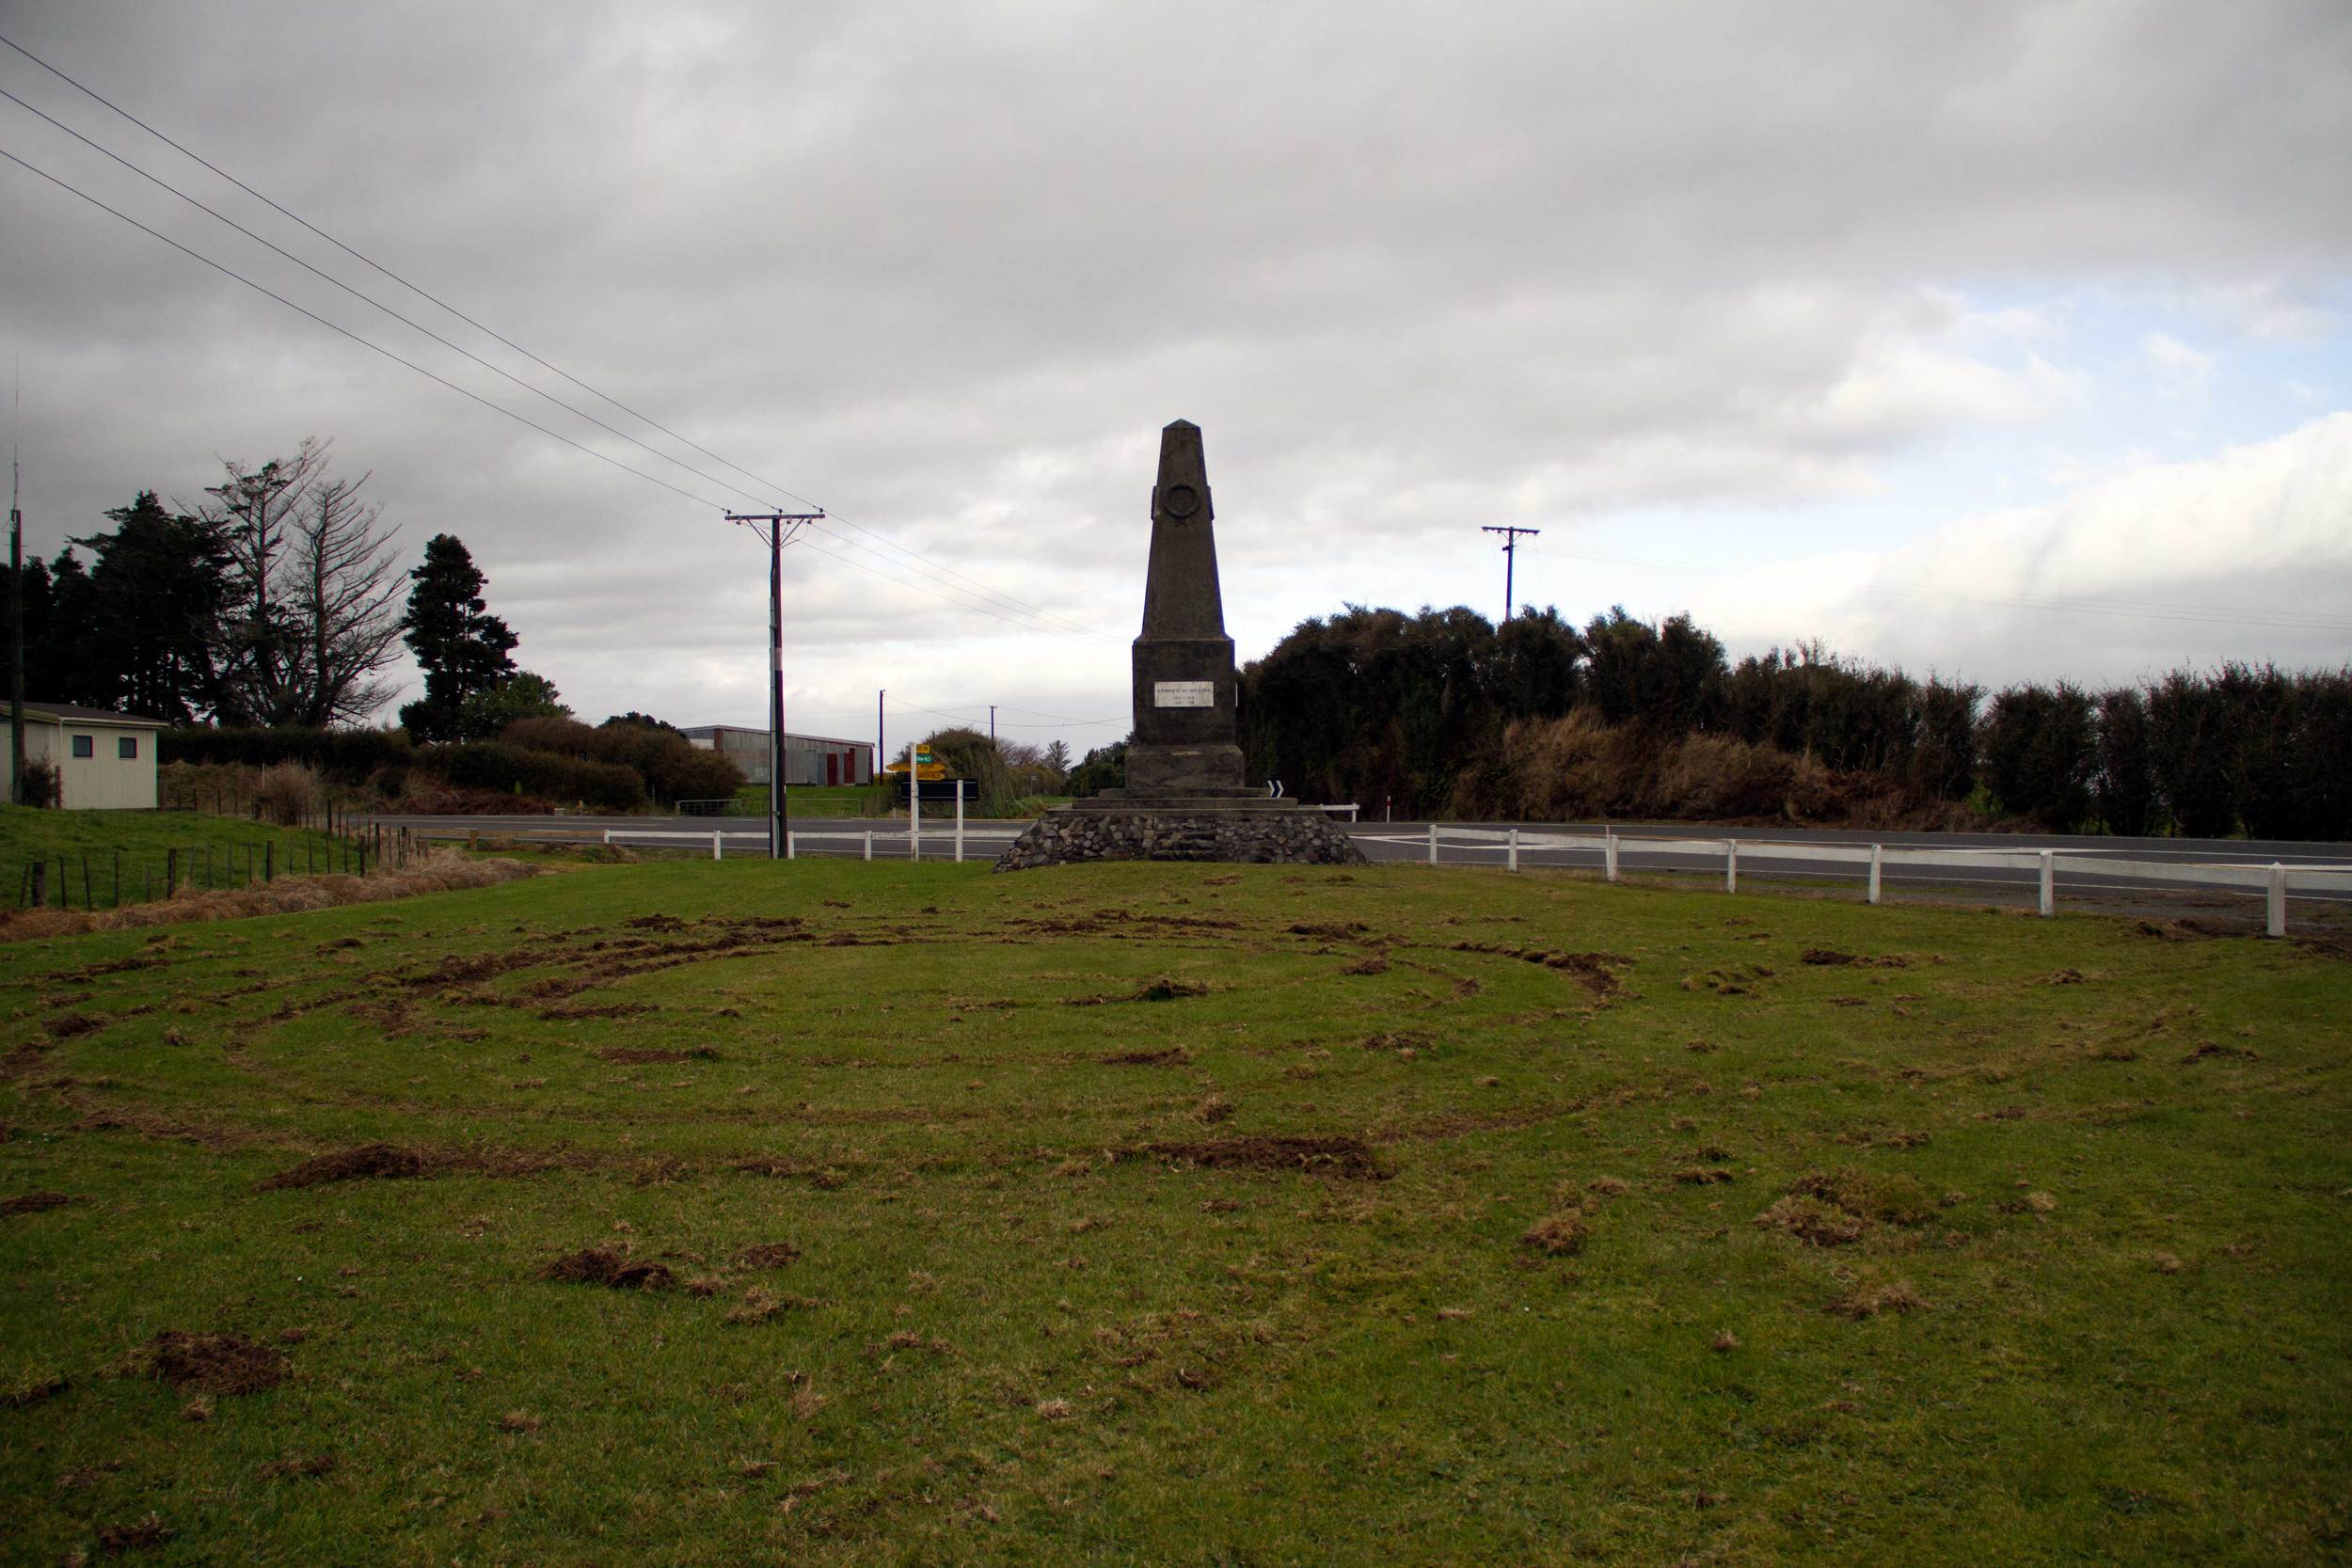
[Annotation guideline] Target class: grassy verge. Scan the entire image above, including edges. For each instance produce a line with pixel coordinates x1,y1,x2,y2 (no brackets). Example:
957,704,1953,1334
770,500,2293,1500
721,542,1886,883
0,806,356,911
2,861,2346,1563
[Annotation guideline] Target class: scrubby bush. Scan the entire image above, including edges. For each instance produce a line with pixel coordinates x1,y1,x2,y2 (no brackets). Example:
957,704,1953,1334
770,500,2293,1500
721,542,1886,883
251,763,323,827
497,715,741,806
1979,683,2094,830
161,725,411,784
19,758,58,808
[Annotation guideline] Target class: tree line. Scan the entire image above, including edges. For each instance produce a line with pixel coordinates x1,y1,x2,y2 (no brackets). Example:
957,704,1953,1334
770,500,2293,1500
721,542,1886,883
2,436,562,740
1211,604,2350,839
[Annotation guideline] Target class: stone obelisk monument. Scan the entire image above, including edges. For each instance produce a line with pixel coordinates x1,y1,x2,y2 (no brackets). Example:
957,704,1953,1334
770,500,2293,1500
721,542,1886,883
1118,420,1247,797
994,420,1365,870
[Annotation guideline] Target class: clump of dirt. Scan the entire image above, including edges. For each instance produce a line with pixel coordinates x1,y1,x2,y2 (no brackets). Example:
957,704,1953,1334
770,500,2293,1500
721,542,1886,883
258,1454,336,1481
1683,965,1772,996
139,1330,288,1395
1827,1278,1929,1319
1800,949,1915,969
1136,1134,1387,1180
1791,1168,1931,1225
732,1242,801,1271
5,1372,68,1406
596,1046,719,1065
539,1002,658,1022
1067,977,1210,1006
1447,942,1633,1000
2182,1041,2259,1063
1288,921,1370,941
1195,1094,1234,1125
1675,1166,1736,1184
1102,1046,1191,1067
540,1248,675,1291
1342,956,1391,975
1754,1195,1869,1246
1360,1031,1429,1052
1522,1209,1586,1256
97,1513,174,1555
2,1190,72,1216
257,1143,427,1191
46,1011,103,1039
2046,968,2085,985
625,913,690,931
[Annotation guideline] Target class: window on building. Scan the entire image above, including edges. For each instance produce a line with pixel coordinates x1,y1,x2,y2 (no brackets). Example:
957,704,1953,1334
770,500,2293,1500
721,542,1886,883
119,736,139,759
72,735,94,759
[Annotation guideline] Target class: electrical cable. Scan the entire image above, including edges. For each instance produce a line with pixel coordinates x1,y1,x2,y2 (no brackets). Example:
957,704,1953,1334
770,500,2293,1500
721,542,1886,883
0,30,1110,646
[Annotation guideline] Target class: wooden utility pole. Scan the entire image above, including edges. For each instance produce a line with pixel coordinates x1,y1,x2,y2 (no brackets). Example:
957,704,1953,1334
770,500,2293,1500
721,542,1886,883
1481,525,1540,624
723,509,825,860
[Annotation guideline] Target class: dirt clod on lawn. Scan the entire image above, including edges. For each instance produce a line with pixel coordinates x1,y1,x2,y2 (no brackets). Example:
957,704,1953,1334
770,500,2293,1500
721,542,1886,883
1135,1134,1388,1180
97,1513,173,1555
1522,1209,1586,1255
1755,1194,1869,1245
2,1190,72,1215
597,1046,720,1064
540,1247,676,1291
258,1143,427,1191
139,1330,288,1395
732,1242,801,1270
258,1453,336,1481
1826,1277,1930,1319
1068,977,1211,1006
1102,1046,1191,1067
1799,949,1913,968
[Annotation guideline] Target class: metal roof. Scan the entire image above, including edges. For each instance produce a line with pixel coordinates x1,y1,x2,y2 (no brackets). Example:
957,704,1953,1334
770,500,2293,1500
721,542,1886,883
18,701,164,726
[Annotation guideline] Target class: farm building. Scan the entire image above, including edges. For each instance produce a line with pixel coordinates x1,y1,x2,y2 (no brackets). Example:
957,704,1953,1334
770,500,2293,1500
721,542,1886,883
680,726,875,787
5,702,161,810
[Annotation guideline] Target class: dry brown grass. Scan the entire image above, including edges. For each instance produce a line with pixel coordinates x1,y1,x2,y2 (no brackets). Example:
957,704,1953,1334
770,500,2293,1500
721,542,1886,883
1452,707,1985,830
0,849,541,942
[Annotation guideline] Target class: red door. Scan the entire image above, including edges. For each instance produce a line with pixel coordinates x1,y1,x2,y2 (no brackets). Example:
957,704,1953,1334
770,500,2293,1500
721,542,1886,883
826,753,840,786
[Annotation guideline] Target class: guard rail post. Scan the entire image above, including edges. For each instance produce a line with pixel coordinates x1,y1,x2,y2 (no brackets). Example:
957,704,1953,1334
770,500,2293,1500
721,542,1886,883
711,830,722,863
1426,823,1438,866
1867,844,1883,906
1604,828,1618,884
2267,863,2287,938
786,832,796,861
2038,850,2056,917
1507,828,1519,873
955,790,965,863
863,832,874,862
1725,838,1739,895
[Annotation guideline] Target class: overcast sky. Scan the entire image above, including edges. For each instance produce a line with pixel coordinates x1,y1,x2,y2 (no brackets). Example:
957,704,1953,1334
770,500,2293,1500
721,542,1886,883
3,1,2347,760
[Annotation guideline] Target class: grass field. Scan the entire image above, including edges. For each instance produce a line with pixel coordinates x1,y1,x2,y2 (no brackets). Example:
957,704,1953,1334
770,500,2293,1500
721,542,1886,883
0,807,358,911
2,859,2347,1564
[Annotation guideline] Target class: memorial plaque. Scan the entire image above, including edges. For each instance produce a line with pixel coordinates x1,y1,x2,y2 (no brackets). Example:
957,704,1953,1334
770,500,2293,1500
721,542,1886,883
1153,680,1215,708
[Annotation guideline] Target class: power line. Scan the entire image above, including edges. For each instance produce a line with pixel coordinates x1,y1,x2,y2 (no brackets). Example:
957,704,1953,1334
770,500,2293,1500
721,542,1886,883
0,146,1115,647
0,29,1111,648
0,82,781,511
0,145,732,510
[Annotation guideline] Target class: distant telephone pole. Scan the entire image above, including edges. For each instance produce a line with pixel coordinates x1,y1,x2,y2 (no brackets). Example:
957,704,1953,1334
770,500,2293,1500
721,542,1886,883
1481,525,1540,624
989,705,995,745
9,428,24,808
723,508,825,859
877,689,884,784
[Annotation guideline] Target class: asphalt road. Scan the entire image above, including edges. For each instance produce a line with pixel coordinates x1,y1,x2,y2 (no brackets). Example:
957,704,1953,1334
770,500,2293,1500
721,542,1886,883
368,811,2352,911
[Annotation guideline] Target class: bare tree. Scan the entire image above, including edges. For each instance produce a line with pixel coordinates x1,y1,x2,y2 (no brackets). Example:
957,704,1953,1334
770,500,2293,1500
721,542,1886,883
197,437,404,726
292,473,405,724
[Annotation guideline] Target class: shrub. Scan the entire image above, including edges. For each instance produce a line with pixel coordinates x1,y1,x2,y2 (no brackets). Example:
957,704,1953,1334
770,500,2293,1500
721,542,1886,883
20,759,58,808
1979,684,2093,830
160,726,411,785
251,763,322,827
495,715,742,806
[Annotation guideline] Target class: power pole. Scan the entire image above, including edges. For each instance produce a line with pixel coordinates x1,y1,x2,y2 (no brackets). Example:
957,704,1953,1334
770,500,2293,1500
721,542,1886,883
723,508,825,860
877,689,884,784
1481,525,1540,624
9,433,23,808
989,705,995,746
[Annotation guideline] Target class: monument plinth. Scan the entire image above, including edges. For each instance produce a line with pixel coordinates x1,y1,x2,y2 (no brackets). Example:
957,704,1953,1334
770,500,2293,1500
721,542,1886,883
994,420,1366,871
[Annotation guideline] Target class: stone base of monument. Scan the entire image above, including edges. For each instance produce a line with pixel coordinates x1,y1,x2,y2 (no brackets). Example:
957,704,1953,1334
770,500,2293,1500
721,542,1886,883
992,799,1369,873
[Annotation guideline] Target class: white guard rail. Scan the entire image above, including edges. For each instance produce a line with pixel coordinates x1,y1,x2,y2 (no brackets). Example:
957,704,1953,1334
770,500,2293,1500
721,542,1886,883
1387,825,2352,938
601,827,1022,863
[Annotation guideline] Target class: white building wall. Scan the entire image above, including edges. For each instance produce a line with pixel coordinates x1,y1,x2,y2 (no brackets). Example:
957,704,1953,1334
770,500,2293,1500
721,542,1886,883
7,721,159,810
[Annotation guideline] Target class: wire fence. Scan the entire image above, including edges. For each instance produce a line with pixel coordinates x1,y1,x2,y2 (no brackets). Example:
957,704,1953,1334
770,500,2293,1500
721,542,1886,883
9,821,432,912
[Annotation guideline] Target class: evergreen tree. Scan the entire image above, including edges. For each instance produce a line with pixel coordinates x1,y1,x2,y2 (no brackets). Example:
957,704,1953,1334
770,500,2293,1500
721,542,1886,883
398,533,516,741
72,492,236,724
